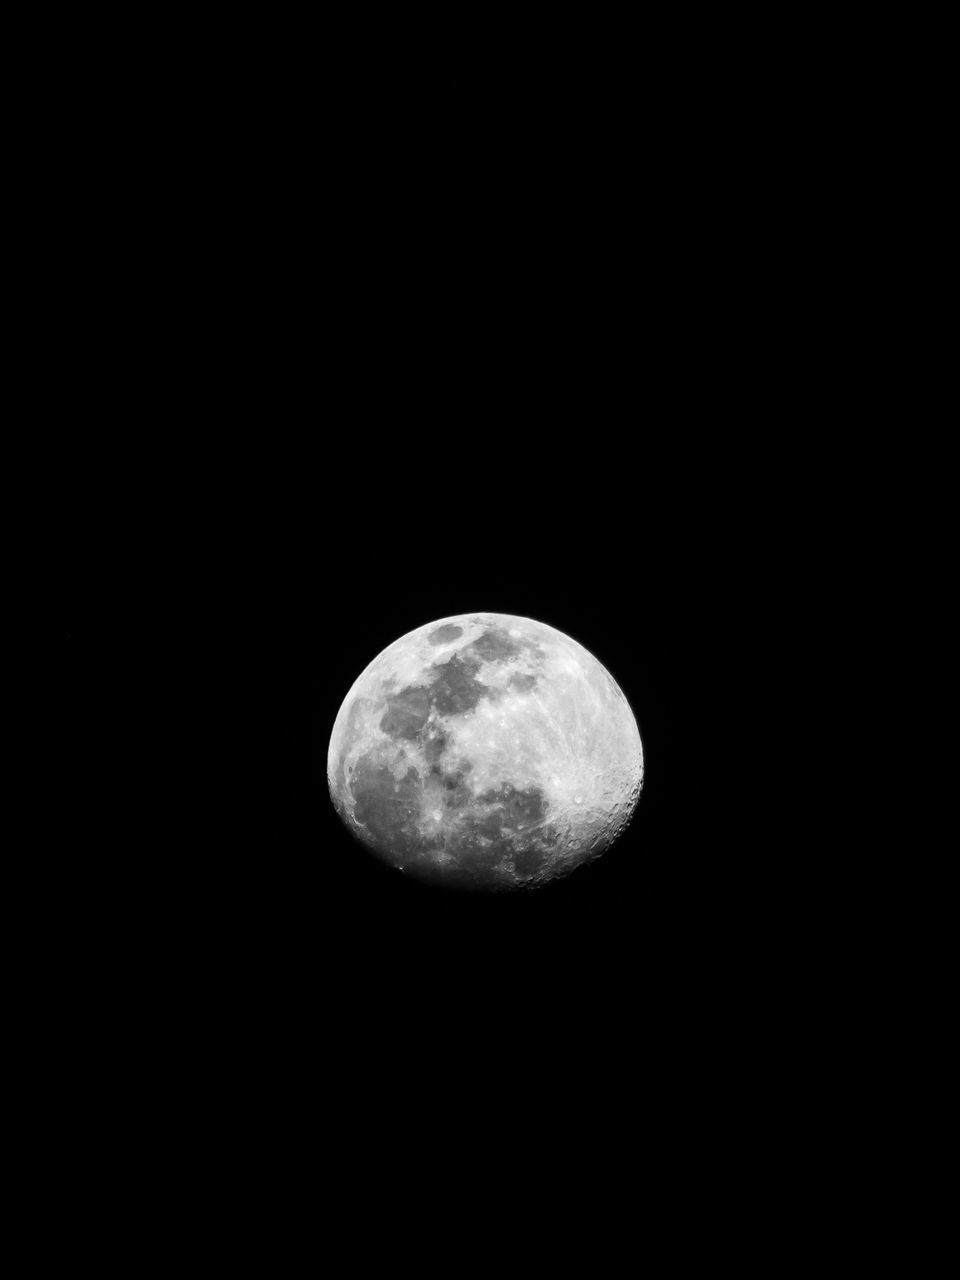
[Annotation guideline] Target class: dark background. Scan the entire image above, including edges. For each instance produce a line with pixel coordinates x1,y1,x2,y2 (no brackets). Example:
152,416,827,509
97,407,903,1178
48,49,825,1229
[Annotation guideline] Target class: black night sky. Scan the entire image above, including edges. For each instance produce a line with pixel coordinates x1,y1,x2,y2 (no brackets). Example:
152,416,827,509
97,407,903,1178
52,51,812,1234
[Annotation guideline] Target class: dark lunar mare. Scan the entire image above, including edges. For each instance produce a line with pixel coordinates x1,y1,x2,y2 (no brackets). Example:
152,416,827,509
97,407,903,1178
350,755,426,855
428,624,463,644
377,628,532,742
470,628,521,662
348,747,557,889
379,687,431,739
446,783,557,884
428,653,487,716
508,673,537,692
347,624,562,888
476,783,548,829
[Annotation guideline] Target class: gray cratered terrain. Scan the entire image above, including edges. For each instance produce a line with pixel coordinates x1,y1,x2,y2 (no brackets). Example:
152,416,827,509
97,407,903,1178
328,613,643,890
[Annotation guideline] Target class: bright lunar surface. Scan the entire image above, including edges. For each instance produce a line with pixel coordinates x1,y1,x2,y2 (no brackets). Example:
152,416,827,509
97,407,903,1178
328,613,644,891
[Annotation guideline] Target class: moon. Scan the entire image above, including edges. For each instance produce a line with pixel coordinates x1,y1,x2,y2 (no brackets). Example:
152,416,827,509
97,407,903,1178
327,613,643,890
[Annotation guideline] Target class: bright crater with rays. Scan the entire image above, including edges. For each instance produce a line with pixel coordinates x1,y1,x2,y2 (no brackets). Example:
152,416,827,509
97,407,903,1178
328,613,643,890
